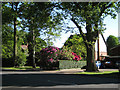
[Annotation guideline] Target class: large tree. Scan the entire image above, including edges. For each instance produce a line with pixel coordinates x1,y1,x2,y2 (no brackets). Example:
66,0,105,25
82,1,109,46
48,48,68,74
20,2,62,68
2,2,21,66
55,2,119,71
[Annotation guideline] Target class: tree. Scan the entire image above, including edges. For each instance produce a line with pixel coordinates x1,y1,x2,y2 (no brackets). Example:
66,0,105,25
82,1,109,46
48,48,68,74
20,2,62,68
64,34,87,60
2,24,14,59
2,24,27,67
55,2,119,71
106,35,119,55
2,2,22,67
2,2,62,68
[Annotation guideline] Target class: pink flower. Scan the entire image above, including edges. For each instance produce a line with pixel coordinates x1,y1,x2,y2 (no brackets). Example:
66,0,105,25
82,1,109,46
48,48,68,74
48,58,53,62
56,54,58,56
47,51,50,53
56,47,59,50
73,57,75,60
51,52,53,54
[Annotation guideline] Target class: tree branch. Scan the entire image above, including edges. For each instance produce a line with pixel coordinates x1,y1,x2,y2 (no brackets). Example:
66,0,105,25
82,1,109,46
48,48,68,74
99,2,113,17
71,18,88,47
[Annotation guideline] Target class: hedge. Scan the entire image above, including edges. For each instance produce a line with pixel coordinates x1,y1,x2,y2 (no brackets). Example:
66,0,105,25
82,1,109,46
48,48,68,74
58,60,86,69
41,60,86,70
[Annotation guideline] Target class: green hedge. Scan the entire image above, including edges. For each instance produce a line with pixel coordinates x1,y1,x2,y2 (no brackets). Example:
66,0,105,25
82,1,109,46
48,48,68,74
58,60,86,69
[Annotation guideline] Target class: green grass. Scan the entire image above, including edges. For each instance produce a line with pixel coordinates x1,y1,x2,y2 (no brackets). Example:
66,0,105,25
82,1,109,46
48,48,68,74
2,66,40,70
75,70,119,75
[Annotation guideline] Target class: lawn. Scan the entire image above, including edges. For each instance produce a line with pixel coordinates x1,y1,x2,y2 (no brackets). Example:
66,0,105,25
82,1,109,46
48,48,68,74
75,70,120,78
75,70,119,75
1,66,40,70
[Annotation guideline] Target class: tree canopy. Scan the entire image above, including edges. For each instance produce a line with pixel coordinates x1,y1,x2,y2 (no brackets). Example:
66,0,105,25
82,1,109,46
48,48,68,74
55,2,119,71
2,2,62,67
64,34,87,59
106,35,119,55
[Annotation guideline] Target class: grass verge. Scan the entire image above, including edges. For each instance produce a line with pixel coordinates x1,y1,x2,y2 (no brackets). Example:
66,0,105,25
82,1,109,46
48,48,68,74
1,66,40,70
75,70,119,75
75,70,120,78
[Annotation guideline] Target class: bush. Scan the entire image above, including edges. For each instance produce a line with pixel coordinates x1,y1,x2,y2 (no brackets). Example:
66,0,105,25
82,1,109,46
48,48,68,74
64,34,87,59
37,46,82,69
39,46,59,68
15,49,27,67
57,46,74,60
58,46,81,61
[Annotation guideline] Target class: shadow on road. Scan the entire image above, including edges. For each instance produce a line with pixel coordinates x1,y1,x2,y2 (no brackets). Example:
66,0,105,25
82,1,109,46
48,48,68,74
2,72,120,87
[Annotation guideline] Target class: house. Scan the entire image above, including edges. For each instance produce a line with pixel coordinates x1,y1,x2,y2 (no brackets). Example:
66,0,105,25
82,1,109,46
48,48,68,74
21,45,28,56
21,45,28,50
95,51,107,61
110,45,120,56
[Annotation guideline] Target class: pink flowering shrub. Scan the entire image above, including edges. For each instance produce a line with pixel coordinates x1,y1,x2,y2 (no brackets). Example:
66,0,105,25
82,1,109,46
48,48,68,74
72,52,81,61
57,46,74,60
38,46,82,68
57,46,81,61
39,46,59,68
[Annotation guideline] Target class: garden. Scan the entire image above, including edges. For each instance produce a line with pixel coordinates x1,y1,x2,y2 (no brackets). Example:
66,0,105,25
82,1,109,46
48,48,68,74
36,46,86,70
2,2,120,72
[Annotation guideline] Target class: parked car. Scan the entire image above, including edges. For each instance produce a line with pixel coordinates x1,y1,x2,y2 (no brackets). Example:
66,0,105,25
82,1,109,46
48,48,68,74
100,56,120,69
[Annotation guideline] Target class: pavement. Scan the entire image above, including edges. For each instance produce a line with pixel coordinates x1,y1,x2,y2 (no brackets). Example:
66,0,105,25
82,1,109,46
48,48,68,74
1,69,120,89
1,68,119,74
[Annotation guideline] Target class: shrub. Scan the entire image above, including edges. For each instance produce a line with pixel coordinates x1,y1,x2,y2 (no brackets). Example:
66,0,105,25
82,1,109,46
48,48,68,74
38,46,82,68
72,52,81,61
57,46,74,60
15,49,27,67
39,46,59,68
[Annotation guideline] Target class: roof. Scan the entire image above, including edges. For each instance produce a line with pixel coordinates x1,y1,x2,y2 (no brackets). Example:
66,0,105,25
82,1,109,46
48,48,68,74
110,44,120,56
110,44,120,50
21,45,28,50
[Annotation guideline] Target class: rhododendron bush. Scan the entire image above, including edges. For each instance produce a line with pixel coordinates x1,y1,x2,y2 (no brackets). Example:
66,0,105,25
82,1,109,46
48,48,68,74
38,46,82,68
39,46,59,68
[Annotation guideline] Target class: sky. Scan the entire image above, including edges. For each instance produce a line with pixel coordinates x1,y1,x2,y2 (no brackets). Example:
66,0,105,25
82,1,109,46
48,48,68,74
53,14,118,52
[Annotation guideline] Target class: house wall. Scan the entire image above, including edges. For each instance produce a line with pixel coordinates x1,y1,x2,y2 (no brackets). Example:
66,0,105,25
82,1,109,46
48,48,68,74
95,51,107,60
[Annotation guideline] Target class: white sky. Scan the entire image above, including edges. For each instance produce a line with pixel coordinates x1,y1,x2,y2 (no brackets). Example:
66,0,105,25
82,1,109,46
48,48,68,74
53,14,118,52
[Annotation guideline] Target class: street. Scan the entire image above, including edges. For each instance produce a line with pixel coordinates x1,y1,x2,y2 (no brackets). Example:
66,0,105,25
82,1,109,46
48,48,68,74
1,69,120,89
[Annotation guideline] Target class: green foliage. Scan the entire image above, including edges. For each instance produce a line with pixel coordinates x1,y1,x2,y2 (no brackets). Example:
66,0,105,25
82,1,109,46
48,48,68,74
16,49,27,67
2,3,14,24
35,38,47,52
55,2,119,71
2,24,27,67
20,2,62,67
2,24,14,58
38,46,59,68
59,60,86,69
64,34,87,59
58,46,74,60
107,35,119,55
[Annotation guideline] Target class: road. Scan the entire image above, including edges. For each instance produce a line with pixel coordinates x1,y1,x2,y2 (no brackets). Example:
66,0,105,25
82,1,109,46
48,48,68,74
1,69,120,89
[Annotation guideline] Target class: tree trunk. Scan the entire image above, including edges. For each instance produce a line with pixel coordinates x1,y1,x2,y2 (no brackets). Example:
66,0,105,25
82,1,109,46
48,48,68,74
13,3,18,67
13,16,17,67
86,45,98,72
32,29,36,68
27,29,36,68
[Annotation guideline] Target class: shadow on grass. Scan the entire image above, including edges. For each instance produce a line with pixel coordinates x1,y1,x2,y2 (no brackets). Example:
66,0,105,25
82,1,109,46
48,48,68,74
2,72,120,87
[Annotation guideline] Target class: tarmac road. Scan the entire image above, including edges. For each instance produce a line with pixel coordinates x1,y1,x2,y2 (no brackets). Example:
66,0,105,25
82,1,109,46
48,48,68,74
1,69,120,89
